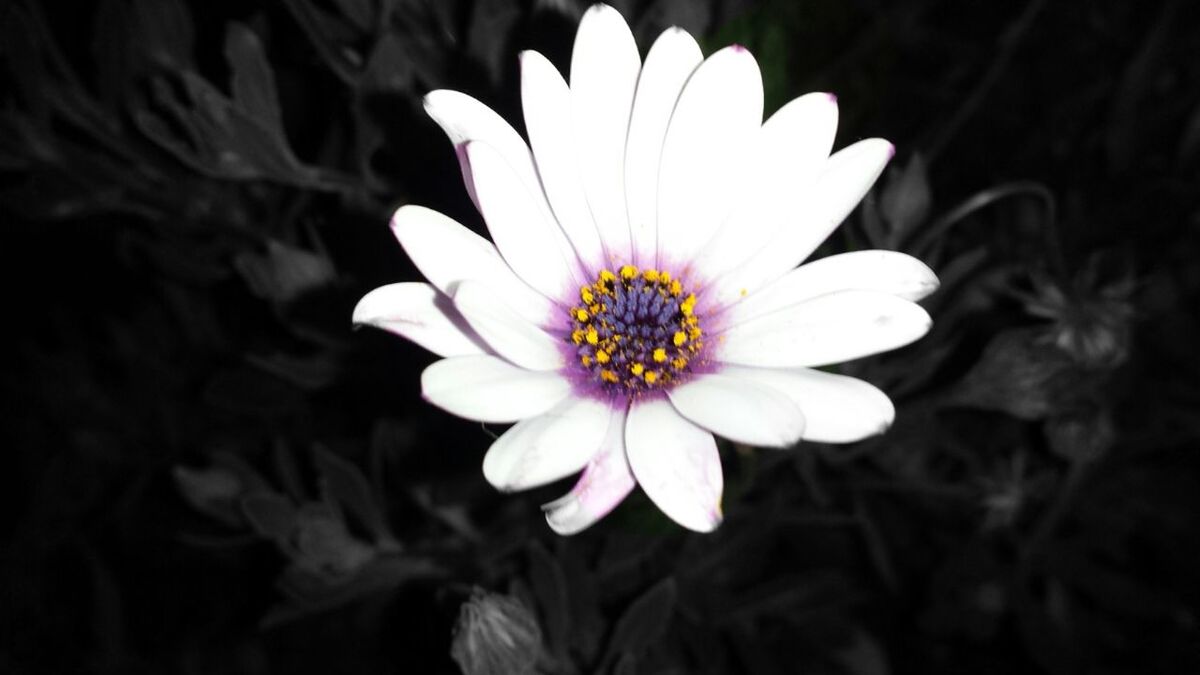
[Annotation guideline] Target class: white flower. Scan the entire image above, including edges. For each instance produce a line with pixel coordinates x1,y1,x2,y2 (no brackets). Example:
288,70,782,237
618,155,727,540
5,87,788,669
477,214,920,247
354,4,938,534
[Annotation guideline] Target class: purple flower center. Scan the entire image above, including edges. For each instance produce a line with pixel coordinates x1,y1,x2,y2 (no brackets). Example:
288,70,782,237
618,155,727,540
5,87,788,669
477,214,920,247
566,265,704,395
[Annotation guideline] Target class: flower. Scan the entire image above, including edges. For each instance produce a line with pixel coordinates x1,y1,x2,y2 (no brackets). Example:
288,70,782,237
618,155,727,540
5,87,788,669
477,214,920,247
354,4,937,533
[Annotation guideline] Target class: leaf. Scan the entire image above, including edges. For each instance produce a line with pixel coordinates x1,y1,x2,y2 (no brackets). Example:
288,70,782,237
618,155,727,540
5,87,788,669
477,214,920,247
224,23,285,141
262,554,443,627
273,439,307,503
132,0,194,70
602,577,678,668
329,0,376,32
466,0,522,85
947,327,1086,420
312,446,392,544
879,153,932,247
241,492,298,540
528,542,571,661
360,33,414,95
834,630,891,675
91,0,133,110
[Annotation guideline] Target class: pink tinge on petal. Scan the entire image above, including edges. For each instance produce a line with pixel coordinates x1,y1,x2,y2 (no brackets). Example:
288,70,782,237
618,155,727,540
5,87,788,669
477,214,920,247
542,405,636,535
625,398,724,532
352,282,491,357
454,143,481,211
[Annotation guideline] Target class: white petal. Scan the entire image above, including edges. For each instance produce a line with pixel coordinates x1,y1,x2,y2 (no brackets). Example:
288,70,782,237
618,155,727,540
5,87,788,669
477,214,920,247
423,90,547,213
482,397,613,491
421,355,571,423
453,281,564,371
668,373,805,447
707,138,894,308
691,92,839,283
390,205,555,327
542,405,635,534
725,250,940,325
656,45,763,268
625,398,723,532
571,3,641,265
466,141,586,298
624,27,703,266
521,50,605,268
718,290,932,368
353,282,488,357
719,365,895,443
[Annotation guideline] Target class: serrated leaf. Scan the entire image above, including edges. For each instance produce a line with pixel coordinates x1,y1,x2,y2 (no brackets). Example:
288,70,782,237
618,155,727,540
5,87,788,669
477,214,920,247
312,446,392,544
602,577,677,668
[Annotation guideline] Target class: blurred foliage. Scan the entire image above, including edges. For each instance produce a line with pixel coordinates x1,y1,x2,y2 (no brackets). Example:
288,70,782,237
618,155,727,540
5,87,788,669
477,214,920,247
3,0,1200,674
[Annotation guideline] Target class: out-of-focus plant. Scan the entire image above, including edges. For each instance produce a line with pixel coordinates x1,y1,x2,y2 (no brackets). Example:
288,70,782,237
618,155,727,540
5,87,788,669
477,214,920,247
177,444,442,626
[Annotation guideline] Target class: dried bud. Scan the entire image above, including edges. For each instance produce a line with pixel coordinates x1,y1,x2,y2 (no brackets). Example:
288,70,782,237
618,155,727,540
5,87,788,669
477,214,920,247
1045,408,1115,464
950,328,1081,420
1022,267,1134,369
450,589,543,675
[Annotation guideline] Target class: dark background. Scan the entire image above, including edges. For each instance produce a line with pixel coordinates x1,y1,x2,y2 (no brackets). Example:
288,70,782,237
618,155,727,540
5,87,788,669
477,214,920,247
3,0,1200,673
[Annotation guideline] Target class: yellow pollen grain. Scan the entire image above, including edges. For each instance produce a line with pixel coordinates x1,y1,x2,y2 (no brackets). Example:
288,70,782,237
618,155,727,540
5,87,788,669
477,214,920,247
585,326,599,345
620,265,638,280
574,308,590,322
669,279,682,296
580,287,594,304
688,326,702,339
644,371,659,384
595,350,610,364
630,363,645,376
673,331,687,347
681,294,697,317
643,269,660,282
571,329,584,345
600,369,619,383
599,269,616,284
652,348,667,363
671,356,688,370
581,355,592,367
660,271,671,283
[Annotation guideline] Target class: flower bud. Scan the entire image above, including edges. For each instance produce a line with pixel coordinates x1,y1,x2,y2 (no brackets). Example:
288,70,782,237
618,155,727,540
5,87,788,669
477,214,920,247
450,589,543,675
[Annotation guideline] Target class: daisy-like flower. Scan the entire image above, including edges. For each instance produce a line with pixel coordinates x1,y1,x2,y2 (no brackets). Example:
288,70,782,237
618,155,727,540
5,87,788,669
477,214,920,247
354,4,938,534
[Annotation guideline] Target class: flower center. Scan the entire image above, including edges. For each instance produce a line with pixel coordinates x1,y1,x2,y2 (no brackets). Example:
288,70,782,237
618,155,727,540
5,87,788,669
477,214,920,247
567,265,704,394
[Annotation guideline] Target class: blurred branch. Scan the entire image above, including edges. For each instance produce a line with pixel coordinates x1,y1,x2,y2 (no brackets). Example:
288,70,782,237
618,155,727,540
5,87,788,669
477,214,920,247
281,0,362,86
910,180,1061,273
925,0,1050,163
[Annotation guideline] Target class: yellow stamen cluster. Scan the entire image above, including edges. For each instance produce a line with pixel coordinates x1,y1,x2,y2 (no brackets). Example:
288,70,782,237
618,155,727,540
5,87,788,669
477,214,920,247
567,265,704,394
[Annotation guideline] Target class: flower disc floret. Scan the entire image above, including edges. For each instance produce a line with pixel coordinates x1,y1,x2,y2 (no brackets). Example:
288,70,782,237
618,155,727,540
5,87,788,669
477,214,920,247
569,265,703,394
